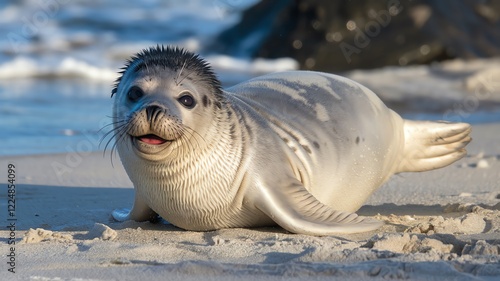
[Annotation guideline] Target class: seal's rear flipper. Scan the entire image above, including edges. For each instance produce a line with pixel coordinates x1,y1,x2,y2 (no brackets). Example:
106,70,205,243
256,180,383,235
398,120,471,173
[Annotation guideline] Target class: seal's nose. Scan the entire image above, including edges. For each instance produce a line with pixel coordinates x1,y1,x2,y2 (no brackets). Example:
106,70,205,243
146,105,164,123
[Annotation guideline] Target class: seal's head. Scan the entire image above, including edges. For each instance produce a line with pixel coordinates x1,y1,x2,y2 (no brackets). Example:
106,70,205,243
111,45,224,162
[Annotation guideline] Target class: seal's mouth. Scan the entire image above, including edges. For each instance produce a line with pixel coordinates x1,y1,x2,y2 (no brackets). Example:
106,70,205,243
131,133,172,156
136,134,169,145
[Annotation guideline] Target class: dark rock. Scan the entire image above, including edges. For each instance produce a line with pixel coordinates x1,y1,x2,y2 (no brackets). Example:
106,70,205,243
211,0,500,72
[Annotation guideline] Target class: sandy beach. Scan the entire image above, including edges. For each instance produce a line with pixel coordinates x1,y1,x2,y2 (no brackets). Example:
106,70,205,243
1,122,499,280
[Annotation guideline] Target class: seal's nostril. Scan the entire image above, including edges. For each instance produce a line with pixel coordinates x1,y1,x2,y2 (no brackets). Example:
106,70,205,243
146,105,164,122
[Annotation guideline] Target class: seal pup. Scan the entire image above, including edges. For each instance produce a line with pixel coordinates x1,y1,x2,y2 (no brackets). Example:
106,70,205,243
110,45,471,235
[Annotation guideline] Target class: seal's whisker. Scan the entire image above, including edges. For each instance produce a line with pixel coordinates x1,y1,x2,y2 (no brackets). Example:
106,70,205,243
110,122,131,167
100,120,126,148
99,120,126,140
183,125,206,150
179,127,197,157
104,115,135,167
101,126,119,155
103,125,124,164
174,127,196,157
180,127,196,150
182,133,198,160
105,114,120,119
102,130,116,156
102,125,122,155
98,122,115,133
174,60,188,86
176,67,196,86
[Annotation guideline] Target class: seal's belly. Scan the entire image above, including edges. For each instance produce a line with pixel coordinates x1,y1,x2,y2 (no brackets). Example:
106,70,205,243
228,71,404,212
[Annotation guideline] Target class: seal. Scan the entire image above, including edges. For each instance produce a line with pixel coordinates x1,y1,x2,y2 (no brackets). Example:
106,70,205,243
110,45,471,235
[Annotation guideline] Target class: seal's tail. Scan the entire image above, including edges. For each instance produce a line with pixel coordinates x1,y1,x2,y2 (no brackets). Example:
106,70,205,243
397,120,471,173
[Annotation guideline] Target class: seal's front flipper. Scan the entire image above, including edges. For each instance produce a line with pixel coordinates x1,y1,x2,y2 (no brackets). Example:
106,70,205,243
255,180,383,235
398,120,471,173
112,193,158,222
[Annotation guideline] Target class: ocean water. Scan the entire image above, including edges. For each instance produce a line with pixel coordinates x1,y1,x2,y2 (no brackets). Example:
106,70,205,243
0,0,498,156
0,0,295,156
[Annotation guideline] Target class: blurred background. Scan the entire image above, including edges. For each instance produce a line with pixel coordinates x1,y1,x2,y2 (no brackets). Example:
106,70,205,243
0,0,499,156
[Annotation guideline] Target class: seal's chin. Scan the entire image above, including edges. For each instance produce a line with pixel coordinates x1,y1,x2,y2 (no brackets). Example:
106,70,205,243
131,134,172,155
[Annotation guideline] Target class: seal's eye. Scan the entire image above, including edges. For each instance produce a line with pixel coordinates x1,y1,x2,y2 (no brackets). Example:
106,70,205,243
127,86,144,102
178,94,196,109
